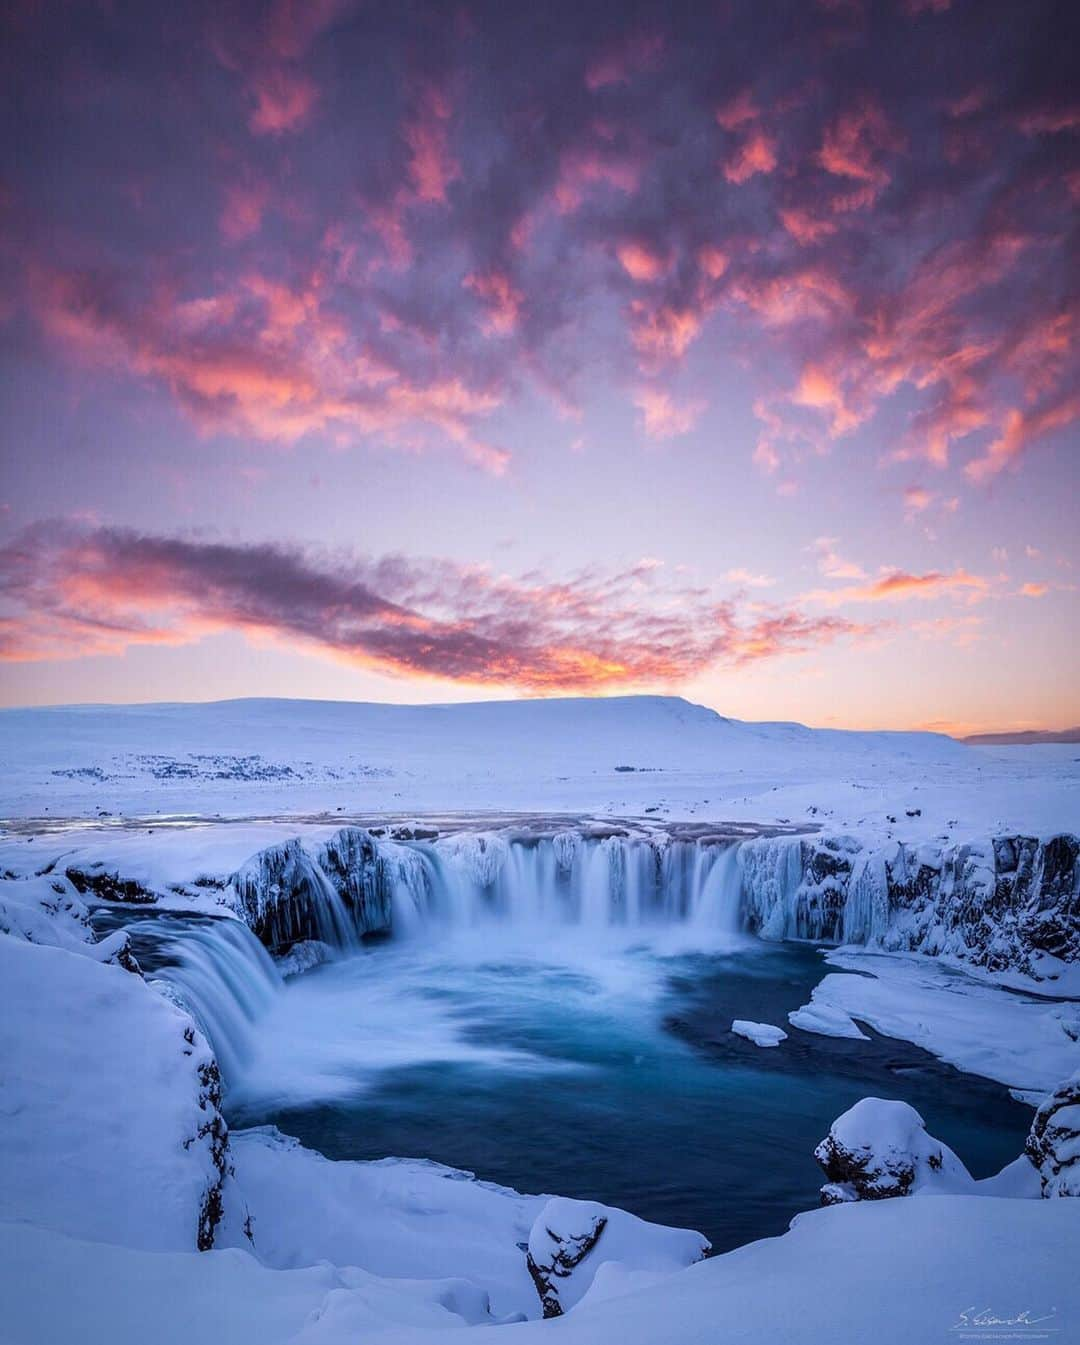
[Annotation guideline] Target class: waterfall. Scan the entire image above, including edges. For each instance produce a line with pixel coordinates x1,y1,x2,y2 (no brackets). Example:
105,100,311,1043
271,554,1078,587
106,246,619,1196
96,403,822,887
132,917,283,1083
372,834,745,932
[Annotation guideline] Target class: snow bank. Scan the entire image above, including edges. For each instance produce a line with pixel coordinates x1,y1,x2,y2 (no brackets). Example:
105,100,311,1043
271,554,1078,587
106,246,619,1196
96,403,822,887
5,1197,1079,1345
0,934,227,1250
809,954,1080,1096
221,1128,543,1320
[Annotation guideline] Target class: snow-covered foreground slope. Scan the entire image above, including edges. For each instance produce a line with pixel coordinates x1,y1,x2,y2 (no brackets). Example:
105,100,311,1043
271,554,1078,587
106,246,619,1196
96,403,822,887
4,1197,1077,1345
1,695,1076,838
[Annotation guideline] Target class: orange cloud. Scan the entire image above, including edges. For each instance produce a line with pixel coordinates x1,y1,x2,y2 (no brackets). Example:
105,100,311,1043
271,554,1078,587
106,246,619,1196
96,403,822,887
805,567,990,606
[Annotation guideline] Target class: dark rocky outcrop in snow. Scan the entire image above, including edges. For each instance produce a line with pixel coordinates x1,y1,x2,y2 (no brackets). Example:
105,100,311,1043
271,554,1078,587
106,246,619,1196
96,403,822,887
230,827,393,953
815,1098,972,1204
65,864,158,904
1025,1071,1080,1197
181,1025,231,1250
741,832,1080,980
526,1202,608,1318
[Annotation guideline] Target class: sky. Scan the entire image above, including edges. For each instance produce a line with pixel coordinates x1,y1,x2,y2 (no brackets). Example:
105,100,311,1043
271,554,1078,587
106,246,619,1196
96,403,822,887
0,0,1077,733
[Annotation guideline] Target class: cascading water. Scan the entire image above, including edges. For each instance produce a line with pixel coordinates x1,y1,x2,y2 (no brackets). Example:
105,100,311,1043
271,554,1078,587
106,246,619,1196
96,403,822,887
121,915,283,1083
378,834,747,932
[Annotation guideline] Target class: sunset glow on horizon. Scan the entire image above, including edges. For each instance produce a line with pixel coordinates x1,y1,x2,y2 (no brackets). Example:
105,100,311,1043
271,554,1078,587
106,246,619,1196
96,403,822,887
0,0,1077,734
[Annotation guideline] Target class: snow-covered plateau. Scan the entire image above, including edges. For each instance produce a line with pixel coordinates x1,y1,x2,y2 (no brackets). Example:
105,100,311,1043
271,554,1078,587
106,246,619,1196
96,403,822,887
0,695,1077,1344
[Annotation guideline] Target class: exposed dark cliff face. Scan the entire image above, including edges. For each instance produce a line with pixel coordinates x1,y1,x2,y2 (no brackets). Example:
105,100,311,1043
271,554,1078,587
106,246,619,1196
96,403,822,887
740,833,1080,981
180,1023,230,1250
229,827,393,953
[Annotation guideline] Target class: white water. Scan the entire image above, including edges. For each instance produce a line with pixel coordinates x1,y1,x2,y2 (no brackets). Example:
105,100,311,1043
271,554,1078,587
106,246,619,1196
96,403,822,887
383,834,747,932
135,833,753,1088
145,919,283,1081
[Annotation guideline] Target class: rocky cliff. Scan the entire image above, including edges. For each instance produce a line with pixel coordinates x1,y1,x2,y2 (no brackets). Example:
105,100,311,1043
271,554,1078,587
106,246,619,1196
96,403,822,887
740,832,1080,981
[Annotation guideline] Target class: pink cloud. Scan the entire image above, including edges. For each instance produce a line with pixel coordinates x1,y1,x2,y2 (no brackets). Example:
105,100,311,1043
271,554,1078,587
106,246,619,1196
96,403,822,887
463,269,523,335
818,98,903,209
248,67,319,135
616,241,669,282
219,182,270,242
779,208,837,246
585,31,664,91
30,266,509,471
723,131,778,184
715,91,758,131
553,142,643,213
966,393,1080,482
628,297,710,365
903,485,933,514
633,387,705,438
404,82,460,205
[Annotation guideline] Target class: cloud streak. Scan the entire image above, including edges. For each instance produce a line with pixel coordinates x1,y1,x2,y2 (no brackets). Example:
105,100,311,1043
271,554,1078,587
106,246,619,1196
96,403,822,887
0,526,871,692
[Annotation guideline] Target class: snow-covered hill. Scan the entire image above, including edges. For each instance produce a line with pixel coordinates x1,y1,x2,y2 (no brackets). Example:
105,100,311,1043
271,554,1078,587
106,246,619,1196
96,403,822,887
1,695,1076,838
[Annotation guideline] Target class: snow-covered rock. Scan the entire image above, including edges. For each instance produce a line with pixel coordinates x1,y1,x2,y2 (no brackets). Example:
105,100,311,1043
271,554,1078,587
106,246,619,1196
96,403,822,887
814,1098,973,1204
731,1019,788,1047
524,1197,709,1319
0,933,229,1250
787,1001,869,1040
1025,1070,1080,1197
0,873,139,970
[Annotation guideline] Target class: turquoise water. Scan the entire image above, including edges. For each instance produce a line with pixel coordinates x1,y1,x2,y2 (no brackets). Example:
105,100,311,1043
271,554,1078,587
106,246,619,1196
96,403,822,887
225,931,1032,1251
